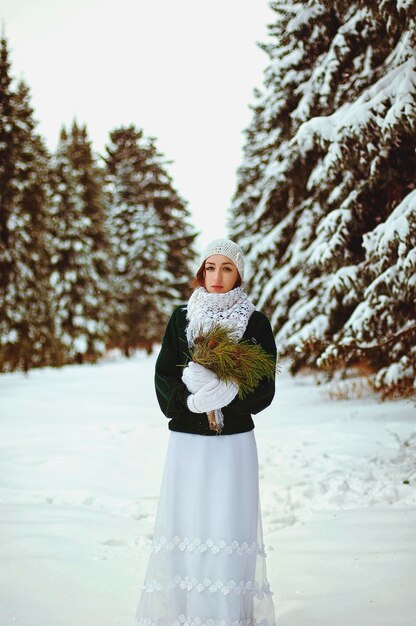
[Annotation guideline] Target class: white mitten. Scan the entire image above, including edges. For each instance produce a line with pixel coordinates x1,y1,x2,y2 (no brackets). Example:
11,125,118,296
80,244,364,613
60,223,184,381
187,377,239,414
182,361,218,394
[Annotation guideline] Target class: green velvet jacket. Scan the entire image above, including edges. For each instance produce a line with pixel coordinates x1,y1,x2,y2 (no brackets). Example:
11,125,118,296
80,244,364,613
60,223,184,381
154,304,277,436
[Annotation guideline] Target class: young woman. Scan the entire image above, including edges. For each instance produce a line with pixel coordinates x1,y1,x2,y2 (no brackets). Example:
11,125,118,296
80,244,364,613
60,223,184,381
136,238,277,626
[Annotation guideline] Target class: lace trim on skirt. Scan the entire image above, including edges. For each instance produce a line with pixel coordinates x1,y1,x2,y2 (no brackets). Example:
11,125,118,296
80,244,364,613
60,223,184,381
142,576,272,598
151,536,266,557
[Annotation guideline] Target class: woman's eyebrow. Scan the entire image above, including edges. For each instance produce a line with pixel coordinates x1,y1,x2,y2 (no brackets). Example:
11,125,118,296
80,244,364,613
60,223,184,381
205,261,234,266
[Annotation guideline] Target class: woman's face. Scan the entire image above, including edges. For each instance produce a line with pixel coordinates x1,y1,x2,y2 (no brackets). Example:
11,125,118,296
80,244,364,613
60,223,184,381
203,254,240,293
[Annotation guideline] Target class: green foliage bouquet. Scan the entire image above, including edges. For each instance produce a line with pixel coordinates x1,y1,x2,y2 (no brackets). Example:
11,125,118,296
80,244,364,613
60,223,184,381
189,324,277,433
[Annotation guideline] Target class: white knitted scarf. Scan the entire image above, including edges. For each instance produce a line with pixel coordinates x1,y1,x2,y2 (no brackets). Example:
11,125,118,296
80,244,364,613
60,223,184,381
186,286,256,347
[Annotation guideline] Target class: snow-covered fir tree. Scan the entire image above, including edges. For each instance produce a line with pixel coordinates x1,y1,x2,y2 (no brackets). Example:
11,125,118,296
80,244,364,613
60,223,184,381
230,1,416,397
104,126,194,355
124,131,197,298
0,36,59,372
49,121,111,363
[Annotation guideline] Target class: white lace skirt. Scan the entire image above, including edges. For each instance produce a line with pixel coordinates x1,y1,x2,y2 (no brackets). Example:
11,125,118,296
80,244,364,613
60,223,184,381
136,430,276,626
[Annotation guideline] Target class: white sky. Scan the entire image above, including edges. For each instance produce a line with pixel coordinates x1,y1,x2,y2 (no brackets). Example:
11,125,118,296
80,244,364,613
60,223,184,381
1,0,272,253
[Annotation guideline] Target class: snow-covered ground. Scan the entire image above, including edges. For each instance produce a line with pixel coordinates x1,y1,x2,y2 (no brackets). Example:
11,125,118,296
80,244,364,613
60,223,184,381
0,351,415,626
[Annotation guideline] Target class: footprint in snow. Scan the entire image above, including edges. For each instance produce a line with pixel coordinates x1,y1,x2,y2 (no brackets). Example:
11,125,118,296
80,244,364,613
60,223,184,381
101,538,127,547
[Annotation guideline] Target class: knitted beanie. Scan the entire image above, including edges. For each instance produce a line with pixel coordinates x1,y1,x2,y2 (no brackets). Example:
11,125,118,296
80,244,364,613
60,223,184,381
198,238,245,280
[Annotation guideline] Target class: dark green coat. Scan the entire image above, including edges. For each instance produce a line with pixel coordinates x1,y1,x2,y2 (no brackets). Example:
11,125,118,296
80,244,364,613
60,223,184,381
154,305,277,436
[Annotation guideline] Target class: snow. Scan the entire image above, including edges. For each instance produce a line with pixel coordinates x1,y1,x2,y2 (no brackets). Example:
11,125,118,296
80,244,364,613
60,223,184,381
377,358,413,386
363,189,416,257
72,335,88,353
328,265,358,294
0,352,415,626
293,53,416,157
0,329,18,344
277,311,328,348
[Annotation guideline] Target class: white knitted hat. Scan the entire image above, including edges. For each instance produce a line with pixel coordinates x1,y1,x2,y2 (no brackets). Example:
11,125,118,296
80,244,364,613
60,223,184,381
198,238,245,280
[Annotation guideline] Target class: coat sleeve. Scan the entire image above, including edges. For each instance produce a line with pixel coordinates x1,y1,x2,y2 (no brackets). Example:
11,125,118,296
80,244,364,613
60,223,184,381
225,312,277,416
154,307,191,418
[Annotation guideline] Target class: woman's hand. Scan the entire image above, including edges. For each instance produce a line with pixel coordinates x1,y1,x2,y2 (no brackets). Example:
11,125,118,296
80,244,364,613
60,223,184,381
181,361,218,394
186,377,239,413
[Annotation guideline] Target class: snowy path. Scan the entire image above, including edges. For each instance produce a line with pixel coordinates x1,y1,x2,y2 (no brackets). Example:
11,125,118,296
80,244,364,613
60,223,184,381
0,352,415,625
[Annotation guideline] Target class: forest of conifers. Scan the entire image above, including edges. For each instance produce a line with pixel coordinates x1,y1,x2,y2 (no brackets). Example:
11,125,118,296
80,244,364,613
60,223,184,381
1,1,415,398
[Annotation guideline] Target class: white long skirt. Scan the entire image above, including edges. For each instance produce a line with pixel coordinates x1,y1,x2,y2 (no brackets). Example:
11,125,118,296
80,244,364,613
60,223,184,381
136,430,276,626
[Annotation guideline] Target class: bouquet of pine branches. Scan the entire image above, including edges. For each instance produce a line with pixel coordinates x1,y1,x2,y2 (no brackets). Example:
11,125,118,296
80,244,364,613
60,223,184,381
188,324,277,433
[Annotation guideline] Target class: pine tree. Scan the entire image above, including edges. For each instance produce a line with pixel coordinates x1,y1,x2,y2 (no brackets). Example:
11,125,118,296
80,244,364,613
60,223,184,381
104,125,194,355
0,36,58,372
137,134,196,298
49,121,111,363
230,1,416,397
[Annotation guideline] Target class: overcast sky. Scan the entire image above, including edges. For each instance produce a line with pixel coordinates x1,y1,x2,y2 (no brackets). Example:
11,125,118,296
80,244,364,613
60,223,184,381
2,0,272,252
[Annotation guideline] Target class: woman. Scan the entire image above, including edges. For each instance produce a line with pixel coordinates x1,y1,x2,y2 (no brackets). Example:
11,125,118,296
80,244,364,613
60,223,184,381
136,238,277,626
